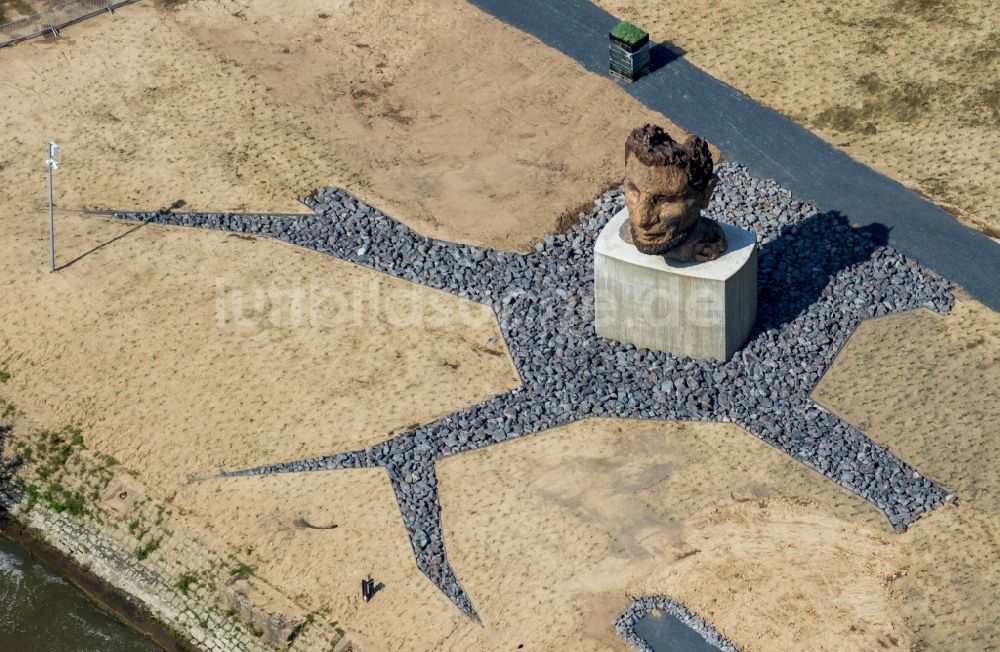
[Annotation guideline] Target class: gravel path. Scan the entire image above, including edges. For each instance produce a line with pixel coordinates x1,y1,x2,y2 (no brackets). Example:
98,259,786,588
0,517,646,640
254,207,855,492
114,162,955,629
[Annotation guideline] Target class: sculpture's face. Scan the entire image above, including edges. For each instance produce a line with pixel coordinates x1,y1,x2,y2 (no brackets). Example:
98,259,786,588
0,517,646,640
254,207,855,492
624,153,716,252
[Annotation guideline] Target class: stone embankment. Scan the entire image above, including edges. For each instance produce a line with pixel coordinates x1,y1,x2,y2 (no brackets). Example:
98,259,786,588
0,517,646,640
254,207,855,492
0,408,355,652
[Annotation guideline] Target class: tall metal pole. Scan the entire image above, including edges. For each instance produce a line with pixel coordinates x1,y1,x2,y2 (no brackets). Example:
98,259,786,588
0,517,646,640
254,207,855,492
48,160,55,273
46,141,59,273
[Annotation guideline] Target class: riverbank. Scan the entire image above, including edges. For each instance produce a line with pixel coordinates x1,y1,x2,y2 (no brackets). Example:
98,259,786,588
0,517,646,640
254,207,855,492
0,520,172,651
0,405,354,652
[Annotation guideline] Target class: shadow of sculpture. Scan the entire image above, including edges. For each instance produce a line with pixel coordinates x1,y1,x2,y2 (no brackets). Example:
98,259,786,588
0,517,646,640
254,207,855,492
751,210,891,334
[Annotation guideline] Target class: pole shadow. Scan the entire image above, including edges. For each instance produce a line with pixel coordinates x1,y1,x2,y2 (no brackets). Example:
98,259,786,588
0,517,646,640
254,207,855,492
56,223,145,272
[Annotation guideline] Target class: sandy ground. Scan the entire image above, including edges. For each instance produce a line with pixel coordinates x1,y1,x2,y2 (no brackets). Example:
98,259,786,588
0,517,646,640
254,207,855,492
1,1,997,650
0,1,686,645
438,420,905,652
172,299,1000,651
176,469,473,652
814,296,1000,650
180,419,902,652
167,0,691,250
0,0,53,23
0,0,692,522
0,0,693,251
596,0,1000,236
0,212,520,499
0,4,351,215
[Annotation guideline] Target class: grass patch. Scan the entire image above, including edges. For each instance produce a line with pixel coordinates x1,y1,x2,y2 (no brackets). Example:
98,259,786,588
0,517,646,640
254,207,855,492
23,484,38,511
135,538,161,561
41,483,87,515
814,104,877,134
176,573,198,595
890,0,947,19
0,370,10,384
610,21,647,45
856,72,883,95
230,561,256,578
886,81,933,122
16,425,93,516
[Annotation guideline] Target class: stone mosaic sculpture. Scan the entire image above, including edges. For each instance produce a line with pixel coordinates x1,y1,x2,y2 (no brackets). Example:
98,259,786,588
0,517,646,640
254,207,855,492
624,124,727,261
115,163,956,624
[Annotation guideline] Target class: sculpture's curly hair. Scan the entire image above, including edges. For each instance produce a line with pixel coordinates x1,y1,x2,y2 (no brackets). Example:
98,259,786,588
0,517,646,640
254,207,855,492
624,124,715,191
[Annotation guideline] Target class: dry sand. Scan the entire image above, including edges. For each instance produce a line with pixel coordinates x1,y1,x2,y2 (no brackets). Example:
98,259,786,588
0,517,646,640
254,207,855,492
814,296,1000,650
0,0,692,512
164,0,706,251
438,419,906,652
595,0,1000,235
1,1,997,650
175,469,476,652
0,212,520,499
172,298,1000,651
0,0,694,251
181,418,906,652
0,1,684,645
0,3,352,215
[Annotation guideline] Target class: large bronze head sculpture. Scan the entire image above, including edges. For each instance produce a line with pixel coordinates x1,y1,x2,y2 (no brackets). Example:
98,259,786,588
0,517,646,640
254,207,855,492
624,124,727,262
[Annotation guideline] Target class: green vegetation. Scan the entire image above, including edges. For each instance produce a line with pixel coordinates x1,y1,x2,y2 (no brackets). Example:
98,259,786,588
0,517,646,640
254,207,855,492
230,561,256,578
14,425,92,516
0,370,10,383
135,537,161,560
39,483,87,515
34,426,85,479
610,20,648,45
177,573,198,595
22,484,38,511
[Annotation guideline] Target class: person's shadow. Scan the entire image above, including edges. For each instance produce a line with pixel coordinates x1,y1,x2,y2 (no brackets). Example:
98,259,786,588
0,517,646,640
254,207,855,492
750,210,891,333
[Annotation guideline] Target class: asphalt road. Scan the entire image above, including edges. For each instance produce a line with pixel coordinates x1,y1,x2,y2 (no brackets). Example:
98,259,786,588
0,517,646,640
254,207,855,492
469,0,1000,312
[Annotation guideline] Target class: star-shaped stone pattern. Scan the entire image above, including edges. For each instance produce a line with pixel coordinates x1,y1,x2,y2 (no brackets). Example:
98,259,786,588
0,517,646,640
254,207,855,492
118,163,955,621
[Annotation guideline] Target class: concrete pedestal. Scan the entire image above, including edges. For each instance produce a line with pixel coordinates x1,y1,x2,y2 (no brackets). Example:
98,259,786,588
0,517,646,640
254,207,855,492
594,208,757,362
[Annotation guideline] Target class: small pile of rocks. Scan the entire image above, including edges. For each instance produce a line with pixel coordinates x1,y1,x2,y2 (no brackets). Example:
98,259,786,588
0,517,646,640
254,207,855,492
114,161,956,635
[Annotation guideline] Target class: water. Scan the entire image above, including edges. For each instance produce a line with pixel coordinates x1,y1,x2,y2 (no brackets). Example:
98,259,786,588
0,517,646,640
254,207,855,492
0,536,162,652
633,609,722,652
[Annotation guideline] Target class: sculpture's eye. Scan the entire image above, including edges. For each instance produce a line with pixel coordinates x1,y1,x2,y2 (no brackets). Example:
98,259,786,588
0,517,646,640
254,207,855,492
625,181,640,196
654,193,682,205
